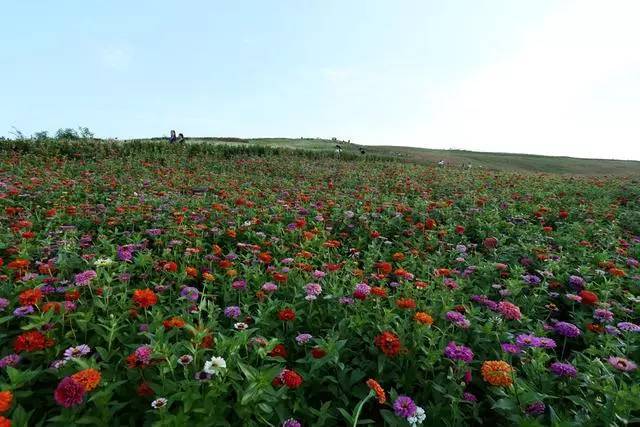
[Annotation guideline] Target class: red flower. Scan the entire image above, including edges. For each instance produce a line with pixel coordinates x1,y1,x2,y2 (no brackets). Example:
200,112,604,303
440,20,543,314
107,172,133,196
132,289,158,309
163,261,178,272
18,288,42,306
425,218,437,230
375,262,392,275
374,331,401,357
65,289,81,301
13,330,54,353
579,290,598,305
269,344,288,359
396,298,416,310
455,225,465,234
0,415,10,427
278,308,296,321
311,346,327,359
136,382,154,397
282,369,303,389
483,237,498,249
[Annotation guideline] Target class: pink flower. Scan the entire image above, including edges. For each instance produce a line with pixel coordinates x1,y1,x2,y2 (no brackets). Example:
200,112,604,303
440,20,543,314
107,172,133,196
497,301,521,320
54,377,86,407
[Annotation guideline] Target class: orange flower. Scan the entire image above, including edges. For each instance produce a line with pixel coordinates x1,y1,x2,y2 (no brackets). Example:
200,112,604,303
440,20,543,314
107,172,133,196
609,268,626,277
71,369,101,391
7,258,29,271
414,311,433,325
163,316,186,329
132,289,158,309
366,379,386,404
371,287,387,297
0,391,12,413
185,266,198,278
481,361,514,387
392,252,405,262
203,272,215,282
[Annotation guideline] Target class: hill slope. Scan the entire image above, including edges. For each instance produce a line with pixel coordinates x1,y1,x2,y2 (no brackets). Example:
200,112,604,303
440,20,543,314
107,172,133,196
129,136,640,176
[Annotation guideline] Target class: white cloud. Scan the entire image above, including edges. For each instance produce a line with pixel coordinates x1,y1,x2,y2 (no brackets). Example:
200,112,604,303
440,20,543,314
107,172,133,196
413,0,640,160
99,46,132,71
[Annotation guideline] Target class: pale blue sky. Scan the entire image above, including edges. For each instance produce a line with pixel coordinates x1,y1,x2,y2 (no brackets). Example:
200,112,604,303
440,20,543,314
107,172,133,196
3,1,639,159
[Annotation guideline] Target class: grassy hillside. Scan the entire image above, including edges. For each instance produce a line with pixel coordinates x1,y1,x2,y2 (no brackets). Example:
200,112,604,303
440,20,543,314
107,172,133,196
128,136,640,176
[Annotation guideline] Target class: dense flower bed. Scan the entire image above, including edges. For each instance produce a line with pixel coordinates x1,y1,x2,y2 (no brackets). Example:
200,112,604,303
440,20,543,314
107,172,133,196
0,140,639,426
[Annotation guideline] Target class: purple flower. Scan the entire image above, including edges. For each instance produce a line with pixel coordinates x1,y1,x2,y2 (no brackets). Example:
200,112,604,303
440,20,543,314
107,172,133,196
568,275,585,291
617,322,640,332
594,309,614,322
75,270,97,286
224,306,241,319
501,343,522,355
549,362,577,377
63,301,77,312
282,419,302,427
605,325,620,335
63,344,91,360
522,274,541,285
13,305,34,317
146,228,162,236
117,245,134,262
539,337,557,349
339,296,354,305
554,321,581,338
232,279,247,290
526,401,545,416
444,342,474,362
295,333,313,344
516,334,543,348
393,395,417,418
462,392,477,403
0,354,21,369
180,286,199,302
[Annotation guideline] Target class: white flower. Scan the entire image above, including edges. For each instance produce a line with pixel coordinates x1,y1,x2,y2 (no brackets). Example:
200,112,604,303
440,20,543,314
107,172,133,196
203,356,227,375
234,322,248,330
407,406,426,426
151,398,168,409
95,257,113,267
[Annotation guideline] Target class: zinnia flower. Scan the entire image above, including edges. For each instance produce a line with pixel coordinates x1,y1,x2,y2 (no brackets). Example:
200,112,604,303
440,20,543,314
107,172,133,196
443,342,474,363
607,356,637,372
393,395,417,418
63,344,91,360
554,321,581,338
374,331,401,357
132,288,158,309
70,368,101,391
54,377,85,408
366,379,386,404
203,356,226,375
549,362,577,377
481,360,514,386
0,391,12,413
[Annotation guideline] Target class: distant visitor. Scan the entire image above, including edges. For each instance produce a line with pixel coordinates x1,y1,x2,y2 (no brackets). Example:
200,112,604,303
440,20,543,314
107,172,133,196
169,130,177,143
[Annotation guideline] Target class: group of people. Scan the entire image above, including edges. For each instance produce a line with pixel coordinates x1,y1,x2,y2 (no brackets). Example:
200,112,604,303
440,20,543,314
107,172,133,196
169,130,185,143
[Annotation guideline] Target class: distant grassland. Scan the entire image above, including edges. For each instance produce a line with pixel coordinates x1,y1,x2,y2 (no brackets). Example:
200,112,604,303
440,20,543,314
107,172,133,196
127,136,640,176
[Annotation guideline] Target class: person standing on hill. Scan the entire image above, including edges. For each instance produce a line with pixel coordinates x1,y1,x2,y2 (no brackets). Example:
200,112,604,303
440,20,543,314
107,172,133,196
177,133,185,143
169,130,177,143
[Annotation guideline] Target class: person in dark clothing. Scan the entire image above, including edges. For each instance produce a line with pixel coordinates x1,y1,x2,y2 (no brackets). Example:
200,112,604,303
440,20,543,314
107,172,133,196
169,130,177,143
177,133,185,143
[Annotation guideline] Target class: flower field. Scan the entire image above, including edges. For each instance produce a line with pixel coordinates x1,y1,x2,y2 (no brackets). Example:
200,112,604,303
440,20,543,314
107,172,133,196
0,139,639,426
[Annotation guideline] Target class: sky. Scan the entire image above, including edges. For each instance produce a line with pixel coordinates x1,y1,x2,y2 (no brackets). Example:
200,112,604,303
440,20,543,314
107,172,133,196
2,0,640,160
